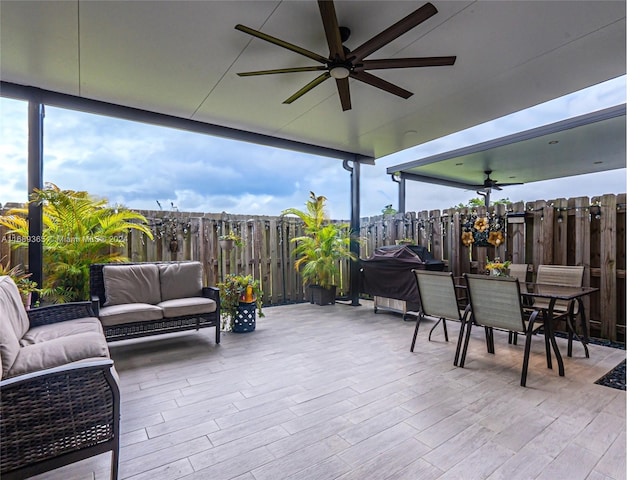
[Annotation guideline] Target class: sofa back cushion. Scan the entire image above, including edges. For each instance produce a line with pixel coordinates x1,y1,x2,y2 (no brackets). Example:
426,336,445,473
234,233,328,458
103,263,161,306
158,261,203,301
0,276,30,378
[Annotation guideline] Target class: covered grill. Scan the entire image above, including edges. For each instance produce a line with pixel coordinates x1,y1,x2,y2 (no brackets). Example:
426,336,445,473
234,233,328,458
360,245,445,318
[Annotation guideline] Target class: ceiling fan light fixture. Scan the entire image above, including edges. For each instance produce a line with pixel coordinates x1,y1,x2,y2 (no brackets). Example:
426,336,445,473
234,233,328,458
330,66,350,79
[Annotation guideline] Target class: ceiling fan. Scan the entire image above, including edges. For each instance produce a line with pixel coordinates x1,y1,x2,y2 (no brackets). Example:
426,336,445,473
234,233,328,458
235,1,456,111
473,170,523,192
472,170,523,207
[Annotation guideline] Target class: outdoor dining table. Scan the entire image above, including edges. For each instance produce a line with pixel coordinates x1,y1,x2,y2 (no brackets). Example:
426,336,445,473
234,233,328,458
520,282,599,377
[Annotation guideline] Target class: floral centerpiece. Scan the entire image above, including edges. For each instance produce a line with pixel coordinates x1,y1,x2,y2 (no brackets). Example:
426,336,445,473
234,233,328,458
485,258,511,276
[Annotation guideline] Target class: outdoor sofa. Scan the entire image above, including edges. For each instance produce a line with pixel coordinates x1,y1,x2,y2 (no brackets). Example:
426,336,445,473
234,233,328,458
89,260,221,343
0,275,120,480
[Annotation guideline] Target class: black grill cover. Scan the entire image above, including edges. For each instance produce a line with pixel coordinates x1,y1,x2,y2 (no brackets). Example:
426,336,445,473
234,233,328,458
360,245,445,311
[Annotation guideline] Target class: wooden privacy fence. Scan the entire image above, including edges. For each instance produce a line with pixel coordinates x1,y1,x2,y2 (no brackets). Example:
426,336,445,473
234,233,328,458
0,193,626,342
360,193,626,343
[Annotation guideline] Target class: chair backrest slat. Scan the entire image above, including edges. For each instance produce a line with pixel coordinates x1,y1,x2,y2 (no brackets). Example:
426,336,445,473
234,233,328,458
464,274,525,333
507,264,529,283
534,265,584,312
413,270,461,321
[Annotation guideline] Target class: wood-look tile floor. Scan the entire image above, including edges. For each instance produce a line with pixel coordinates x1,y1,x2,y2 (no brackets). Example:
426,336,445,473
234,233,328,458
32,300,627,480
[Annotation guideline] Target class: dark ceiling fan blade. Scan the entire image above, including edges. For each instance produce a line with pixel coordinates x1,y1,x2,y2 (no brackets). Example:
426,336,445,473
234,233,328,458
237,66,327,76
283,72,331,104
349,2,438,62
318,0,345,61
350,70,413,99
335,77,351,111
360,56,456,70
235,24,328,64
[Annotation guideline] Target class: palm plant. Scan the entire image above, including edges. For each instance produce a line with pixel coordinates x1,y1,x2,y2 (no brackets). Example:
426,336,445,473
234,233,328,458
0,183,153,303
282,192,356,290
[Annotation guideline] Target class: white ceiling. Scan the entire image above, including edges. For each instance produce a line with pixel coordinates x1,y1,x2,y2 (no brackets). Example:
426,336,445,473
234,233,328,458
0,0,627,161
387,104,627,188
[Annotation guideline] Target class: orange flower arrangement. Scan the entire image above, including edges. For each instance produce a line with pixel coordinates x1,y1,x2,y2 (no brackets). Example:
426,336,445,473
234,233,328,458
461,231,474,246
473,216,489,232
488,231,504,246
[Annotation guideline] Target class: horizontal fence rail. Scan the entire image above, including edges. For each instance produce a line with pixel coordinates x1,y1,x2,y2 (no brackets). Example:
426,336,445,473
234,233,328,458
1,193,626,342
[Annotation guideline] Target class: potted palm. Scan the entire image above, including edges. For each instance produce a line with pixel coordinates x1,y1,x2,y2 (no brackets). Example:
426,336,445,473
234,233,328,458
217,274,264,332
281,192,356,305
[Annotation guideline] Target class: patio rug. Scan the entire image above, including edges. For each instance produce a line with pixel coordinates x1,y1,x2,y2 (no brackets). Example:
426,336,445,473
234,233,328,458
554,332,626,391
595,359,626,391
588,336,625,391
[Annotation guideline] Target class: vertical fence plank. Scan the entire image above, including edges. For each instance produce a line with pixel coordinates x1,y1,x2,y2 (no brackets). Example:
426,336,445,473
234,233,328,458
598,194,618,341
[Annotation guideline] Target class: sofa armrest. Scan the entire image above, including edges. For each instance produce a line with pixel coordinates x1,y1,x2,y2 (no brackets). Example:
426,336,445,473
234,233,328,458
27,301,96,328
203,286,220,302
91,295,101,315
0,359,120,478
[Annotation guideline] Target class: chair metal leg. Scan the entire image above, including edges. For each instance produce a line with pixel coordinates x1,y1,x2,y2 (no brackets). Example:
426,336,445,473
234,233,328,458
459,317,474,368
410,312,423,352
428,317,444,341
577,299,590,358
484,327,495,354
521,323,537,387
111,446,119,480
454,319,466,366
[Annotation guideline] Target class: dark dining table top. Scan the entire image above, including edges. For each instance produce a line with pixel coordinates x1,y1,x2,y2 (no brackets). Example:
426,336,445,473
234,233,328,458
520,283,598,300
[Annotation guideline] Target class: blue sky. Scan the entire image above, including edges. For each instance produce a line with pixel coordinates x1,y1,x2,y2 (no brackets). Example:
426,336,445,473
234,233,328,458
0,75,626,220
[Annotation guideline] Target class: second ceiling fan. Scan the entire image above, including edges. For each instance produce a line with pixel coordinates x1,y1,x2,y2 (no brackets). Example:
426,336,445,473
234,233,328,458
235,1,456,111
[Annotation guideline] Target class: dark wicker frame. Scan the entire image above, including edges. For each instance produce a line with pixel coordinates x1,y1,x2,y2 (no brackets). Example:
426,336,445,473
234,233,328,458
0,303,120,480
90,262,221,344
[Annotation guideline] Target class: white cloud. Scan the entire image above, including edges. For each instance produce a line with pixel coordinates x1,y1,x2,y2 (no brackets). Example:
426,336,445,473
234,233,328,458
0,76,627,219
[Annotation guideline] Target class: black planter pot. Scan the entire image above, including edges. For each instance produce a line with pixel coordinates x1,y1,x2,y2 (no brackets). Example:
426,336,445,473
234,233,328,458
232,301,256,332
309,285,337,306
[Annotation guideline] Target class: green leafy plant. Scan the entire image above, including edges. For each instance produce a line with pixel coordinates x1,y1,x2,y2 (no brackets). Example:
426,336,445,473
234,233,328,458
395,238,415,245
455,197,513,208
219,231,244,248
217,274,264,330
282,192,356,290
381,204,397,216
0,256,41,304
0,183,153,303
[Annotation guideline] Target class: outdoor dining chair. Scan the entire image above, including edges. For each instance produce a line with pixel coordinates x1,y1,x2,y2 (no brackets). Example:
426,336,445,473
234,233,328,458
411,270,470,366
531,265,586,357
505,264,529,344
459,273,545,387
507,263,529,283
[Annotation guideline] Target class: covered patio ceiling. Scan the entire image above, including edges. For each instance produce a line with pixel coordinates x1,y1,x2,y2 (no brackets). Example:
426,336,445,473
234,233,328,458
386,103,627,191
0,0,627,163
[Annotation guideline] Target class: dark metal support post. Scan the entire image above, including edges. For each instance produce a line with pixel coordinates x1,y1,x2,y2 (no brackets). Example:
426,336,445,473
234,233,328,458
343,159,361,306
392,173,406,213
27,101,44,299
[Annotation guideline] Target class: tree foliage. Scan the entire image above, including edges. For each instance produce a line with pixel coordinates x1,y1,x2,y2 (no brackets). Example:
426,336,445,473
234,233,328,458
0,183,153,303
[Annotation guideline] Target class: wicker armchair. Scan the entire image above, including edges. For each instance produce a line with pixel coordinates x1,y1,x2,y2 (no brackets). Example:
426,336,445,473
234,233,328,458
0,359,120,480
0,276,120,479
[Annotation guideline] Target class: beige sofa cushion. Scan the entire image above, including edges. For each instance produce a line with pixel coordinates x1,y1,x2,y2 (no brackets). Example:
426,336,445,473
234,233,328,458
158,297,216,318
7,331,110,378
103,263,161,306
98,303,164,326
158,262,203,301
0,276,30,377
20,317,104,346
